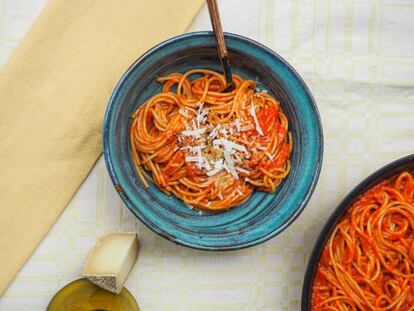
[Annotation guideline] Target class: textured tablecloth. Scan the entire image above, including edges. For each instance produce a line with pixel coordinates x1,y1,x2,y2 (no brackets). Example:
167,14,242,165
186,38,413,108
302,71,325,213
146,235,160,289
0,0,413,310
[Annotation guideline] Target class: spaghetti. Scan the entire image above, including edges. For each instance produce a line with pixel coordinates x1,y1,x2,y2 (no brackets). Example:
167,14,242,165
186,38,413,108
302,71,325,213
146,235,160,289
130,69,292,211
312,171,414,310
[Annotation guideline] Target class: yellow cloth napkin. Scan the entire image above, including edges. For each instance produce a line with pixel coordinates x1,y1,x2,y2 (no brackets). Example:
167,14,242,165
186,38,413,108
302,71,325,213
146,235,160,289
0,0,204,295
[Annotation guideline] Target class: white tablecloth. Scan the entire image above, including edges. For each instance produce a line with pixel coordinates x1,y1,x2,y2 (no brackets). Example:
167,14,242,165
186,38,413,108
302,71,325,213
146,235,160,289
0,0,413,310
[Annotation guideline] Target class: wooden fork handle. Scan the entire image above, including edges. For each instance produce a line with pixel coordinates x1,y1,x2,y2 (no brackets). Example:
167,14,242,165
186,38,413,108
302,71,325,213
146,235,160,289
207,0,228,59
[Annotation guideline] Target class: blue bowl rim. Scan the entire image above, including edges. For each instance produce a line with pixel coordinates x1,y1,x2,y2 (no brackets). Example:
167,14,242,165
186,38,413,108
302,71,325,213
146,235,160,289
301,153,414,310
103,31,324,251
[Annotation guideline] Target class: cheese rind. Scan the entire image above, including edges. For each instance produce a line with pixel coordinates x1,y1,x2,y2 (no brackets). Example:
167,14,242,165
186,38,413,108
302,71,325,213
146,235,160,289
82,232,139,294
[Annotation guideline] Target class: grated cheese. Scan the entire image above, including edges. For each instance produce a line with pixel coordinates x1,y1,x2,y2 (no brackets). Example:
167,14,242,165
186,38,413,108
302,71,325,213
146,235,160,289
206,159,224,177
178,109,190,118
250,104,264,136
185,156,200,162
196,102,204,127
234,119,241,132
223,149,238,180
222,162,230,174
177,96,271,182
189,145,206,153
197,110,208,127
204,160,212,171
220,128,228,136
182,128,206,137
265,151,274,161
235,166,250,174
207,167,222,176
234,152,242,163
183,120,191,130
213,138,247,153
208,128,218,139
240,125,254,132
197,147,203,168
200,180,212,187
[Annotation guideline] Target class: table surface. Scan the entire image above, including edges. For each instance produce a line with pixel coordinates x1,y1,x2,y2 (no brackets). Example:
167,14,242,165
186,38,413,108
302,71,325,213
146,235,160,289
0,0,413,310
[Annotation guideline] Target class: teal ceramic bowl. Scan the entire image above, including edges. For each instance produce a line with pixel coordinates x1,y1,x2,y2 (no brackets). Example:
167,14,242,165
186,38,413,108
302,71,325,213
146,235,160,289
103,31,323,250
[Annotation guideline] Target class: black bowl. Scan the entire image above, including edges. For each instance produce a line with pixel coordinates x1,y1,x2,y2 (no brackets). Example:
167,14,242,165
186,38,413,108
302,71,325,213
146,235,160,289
301,153,414,310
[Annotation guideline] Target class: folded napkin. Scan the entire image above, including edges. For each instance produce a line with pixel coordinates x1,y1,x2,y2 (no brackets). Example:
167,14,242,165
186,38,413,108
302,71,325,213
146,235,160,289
0,0,204,295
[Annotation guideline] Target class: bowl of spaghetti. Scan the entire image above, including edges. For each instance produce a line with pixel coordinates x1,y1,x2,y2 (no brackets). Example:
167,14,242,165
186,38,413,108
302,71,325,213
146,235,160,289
103,31,323,250
302,154,414,310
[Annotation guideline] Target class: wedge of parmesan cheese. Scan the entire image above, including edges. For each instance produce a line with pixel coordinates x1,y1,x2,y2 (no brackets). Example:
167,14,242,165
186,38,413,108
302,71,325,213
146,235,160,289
82,232,139,294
